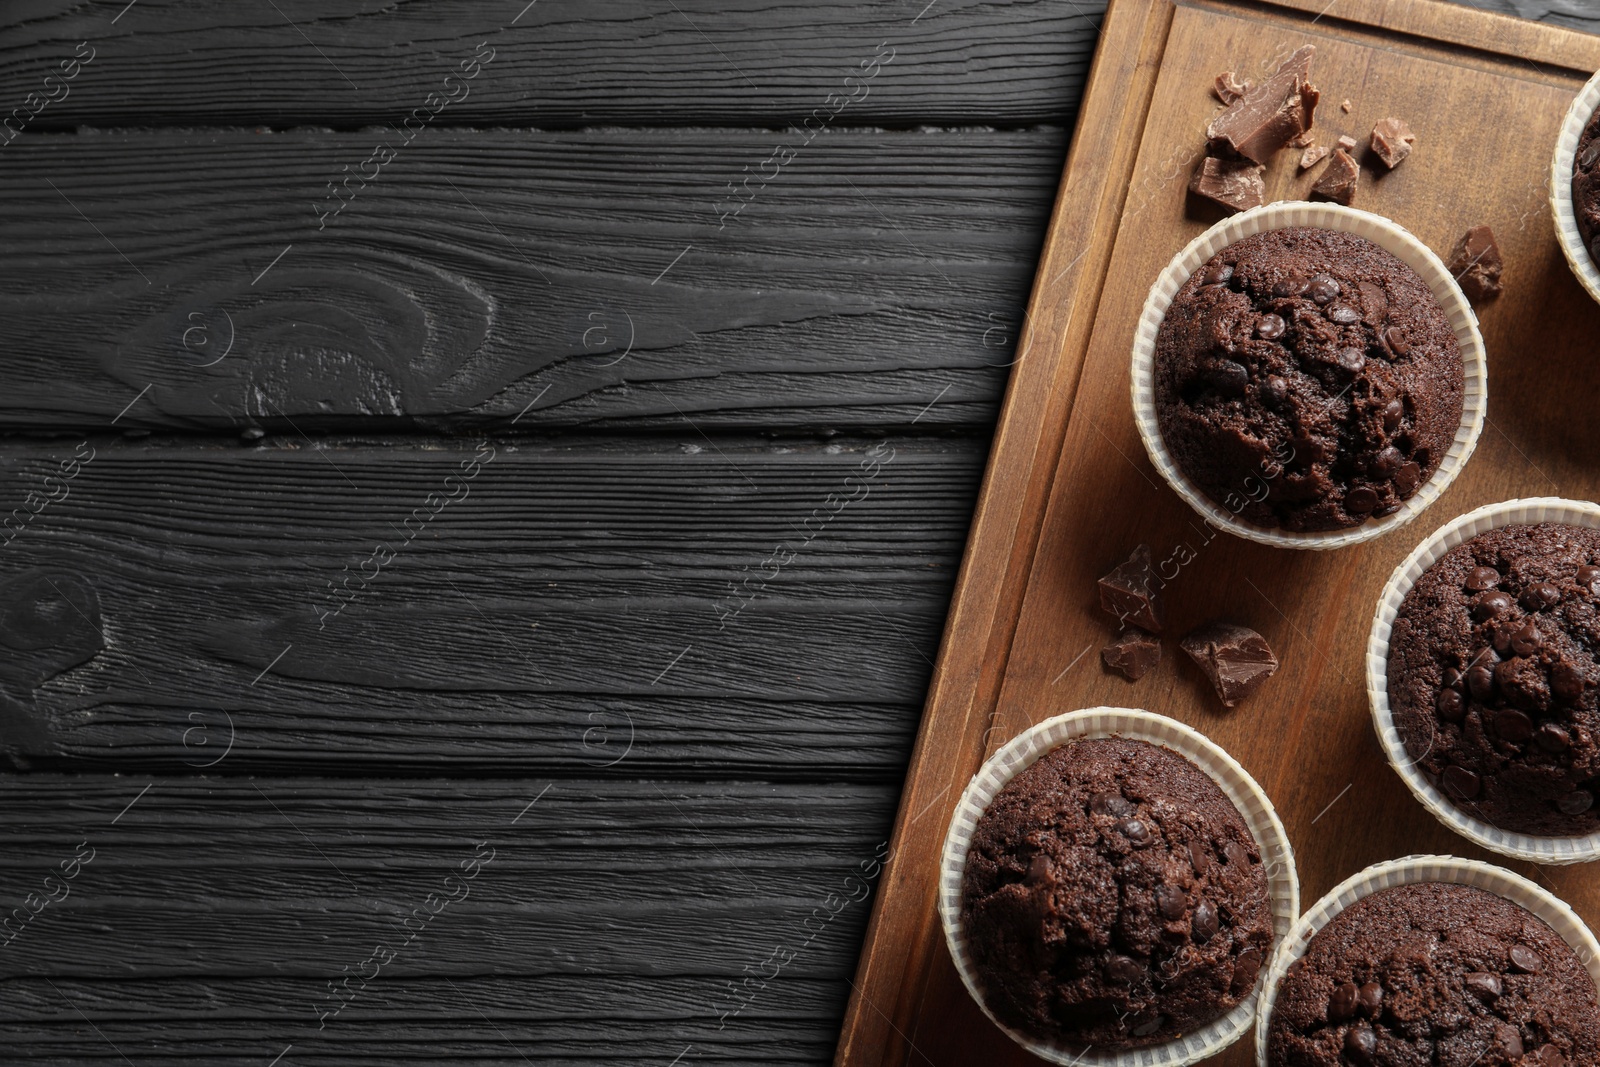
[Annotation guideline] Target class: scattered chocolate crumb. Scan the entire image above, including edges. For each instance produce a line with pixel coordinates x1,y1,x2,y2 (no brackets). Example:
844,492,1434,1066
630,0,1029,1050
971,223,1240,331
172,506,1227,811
1213,71,1252,105
1336,134,1358,152
1447,224,1503,302
1189,155,1265,214
1206,46,1319,164
1180,622,1279,707
1289,130,1314,149
1311,148,1360,204
1102,628,1162,680
1098,545,1166,633
1299,143,1330,170
1340,98,1352,113
1370,117,1416,169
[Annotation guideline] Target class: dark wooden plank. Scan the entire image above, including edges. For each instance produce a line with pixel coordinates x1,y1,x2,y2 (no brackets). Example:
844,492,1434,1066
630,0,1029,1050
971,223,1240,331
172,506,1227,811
0,435,977,776
0,0,1100,129
0,127,1059,433
0,775,896,1063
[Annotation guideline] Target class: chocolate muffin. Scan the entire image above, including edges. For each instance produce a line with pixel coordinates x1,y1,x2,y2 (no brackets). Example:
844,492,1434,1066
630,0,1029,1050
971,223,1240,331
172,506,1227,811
1571,106,1600,268
960,736,1274,1049
1388,522,1600,837
1267,882,1600,1066
1154,228,1463,532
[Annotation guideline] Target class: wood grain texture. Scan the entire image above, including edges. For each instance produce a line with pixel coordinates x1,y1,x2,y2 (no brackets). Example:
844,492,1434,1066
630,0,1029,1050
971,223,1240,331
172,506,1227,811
842,0,1600,1064
0,0,1101,128
0,436,978,776
0,127,1059,432
0,775,896,1064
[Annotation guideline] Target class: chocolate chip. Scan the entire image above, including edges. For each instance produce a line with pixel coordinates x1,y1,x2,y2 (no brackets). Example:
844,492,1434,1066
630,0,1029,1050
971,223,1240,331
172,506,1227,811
1443,764,1481,799
1436,688,1465,721
1472,591,1514,621
1257,313,1286,340
1390,461,1420,496
1357,982,1383,1014
1536,722,1572,752
1443,667,1465,691
1551,661,1585,703
1115,818,1149,844
1465,971,1503,999
1578,564,1600,594
1583,139,1600,169
1384,325,1410,355
1263,375,1289,405
1467,659,1497,700
1512,620,1541,657
1106,955,1145,983
1200,261,1234,286
1090,792,1136,817
1345,1023,1378,1064
1188,840,1211,874
1521,582,1562,611
1210,360,1250,396
1497,1023,1524,1058
1495,708,1534,741
1327,303,1361,324
1272,279,1302,298
1225,840,1249,867
1465,566,1501,592
1329,982,1360,1021
1191,899,1219,942
1306,274,1341,304
1155,884,1187,920
1346,486,1379,514
1382,398,1405,430
1492,626,1513,655
1536,1043,1568,1066
1231,946,1264,995
1370,446,1401,477
1130,1014,1165,1038
1559,790,1595,816
1509,944,1543,973
1337,347,1366,372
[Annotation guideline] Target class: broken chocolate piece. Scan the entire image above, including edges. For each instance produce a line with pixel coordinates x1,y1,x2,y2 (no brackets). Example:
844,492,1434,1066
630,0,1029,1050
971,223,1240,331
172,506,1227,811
1180,622,1279,707
1299,143,1330,170
1206,45,1319,164
1340,98,1352,113
1213,71,1252,105
1098,545,1166,633
1311,148,1359,205
1370,117,1416,169
1336,134,1358,152
1189,155,1265,214
1448,225,1503,302
1103,628,1162,681
1289,130,1314,149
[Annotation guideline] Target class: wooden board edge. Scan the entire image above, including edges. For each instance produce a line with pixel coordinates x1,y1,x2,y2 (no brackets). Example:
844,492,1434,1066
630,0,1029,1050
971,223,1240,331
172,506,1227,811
833,0,1179,1062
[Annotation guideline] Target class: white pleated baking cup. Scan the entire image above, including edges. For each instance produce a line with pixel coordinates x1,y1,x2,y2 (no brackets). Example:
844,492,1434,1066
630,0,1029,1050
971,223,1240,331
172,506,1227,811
1367,497,1600,864
939,707,1299,1067
1130,201,1487,551
1253,855,1600,1067
1551,67,1600,307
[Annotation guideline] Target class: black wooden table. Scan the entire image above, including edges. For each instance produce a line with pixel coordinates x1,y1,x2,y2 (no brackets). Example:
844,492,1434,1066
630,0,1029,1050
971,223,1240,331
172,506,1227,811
0,1,1588,1063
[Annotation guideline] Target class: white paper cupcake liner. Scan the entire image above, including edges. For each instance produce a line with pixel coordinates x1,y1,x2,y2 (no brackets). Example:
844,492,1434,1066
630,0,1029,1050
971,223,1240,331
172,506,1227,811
1254,855,1600,1066
1368,497,1600,864
939,707,1299,1067
1131,201,1488,551
1551,68,1600,306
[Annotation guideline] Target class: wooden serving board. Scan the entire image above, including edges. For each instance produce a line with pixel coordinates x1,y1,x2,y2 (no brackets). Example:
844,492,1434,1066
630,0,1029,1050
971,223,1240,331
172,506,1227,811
837,1,1600,1063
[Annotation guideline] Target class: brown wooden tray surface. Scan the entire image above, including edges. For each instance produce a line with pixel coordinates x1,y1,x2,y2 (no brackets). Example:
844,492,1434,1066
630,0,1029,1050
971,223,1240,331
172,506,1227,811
837,0,1600,1063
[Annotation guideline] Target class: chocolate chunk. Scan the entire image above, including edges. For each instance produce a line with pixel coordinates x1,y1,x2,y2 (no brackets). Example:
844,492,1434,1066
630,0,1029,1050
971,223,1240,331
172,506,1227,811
1448,225,1503,302
1206,45,1319,164
1289,130,1314,148
1329,982,1360,1020
1340,99,1352,113
1345,1023,1378,1064
1536,722,1572,751
1356,982,1383,1014
1495,707,1534,741
1346,486,1379,513
1257,313,1286,339
1179,622,1279,707
1106,954,1145,983
1090,791,1136,817
1465,565,1501,591
1200,261,1234,286
1156,884,1187,920
1437,688,1465,721
1098,545,1165,632
1188,155,1266,214
1213,71,1252,105
1191,899,1219,942
1311,148,1360,205
1510,944,1543,973
1103,628,1162,681
1370,117,1417,169
1559,790,1595,815
1299,143,1330,169
1465,971,1503,999
1336,134,1358,152
1442,764,1481,799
